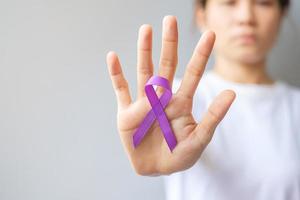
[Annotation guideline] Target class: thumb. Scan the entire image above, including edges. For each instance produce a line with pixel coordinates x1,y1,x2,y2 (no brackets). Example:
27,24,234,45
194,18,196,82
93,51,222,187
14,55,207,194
191,89,236,150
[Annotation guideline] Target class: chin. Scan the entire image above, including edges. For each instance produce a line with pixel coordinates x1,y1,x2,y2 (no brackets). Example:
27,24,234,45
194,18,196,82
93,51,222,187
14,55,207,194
232,48,266,64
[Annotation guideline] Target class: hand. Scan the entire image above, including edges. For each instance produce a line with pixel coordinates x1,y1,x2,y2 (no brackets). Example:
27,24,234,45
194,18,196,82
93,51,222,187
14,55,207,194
106,16,235,176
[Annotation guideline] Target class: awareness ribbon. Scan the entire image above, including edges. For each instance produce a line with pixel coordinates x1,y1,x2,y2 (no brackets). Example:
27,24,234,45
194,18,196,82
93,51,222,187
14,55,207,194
132,75,177,152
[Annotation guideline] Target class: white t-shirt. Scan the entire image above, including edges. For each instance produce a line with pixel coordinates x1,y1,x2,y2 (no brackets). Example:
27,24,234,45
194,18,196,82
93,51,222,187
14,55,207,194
164,70,300,200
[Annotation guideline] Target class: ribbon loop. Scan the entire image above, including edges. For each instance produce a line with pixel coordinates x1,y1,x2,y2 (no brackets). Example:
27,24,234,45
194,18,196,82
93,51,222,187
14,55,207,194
132,76,177,152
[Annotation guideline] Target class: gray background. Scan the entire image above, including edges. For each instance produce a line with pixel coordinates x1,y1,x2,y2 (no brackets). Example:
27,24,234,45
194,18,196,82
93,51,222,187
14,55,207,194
0,0,299,200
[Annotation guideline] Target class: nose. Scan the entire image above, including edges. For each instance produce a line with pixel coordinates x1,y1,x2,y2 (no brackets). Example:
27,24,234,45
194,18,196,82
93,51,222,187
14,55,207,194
235,1,256,26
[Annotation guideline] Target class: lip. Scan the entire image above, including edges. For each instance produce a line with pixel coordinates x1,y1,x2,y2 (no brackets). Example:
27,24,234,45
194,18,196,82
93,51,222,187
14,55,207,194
235,34,257,44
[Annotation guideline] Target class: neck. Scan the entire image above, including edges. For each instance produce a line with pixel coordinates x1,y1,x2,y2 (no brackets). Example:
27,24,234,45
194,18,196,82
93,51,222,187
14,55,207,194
212,56,275,85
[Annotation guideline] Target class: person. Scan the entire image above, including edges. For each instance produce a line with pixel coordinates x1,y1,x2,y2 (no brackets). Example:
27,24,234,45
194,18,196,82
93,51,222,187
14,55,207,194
106,0,300,199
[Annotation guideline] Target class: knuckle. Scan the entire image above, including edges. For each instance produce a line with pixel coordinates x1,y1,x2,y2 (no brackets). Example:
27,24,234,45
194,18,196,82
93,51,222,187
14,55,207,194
163,37,178,43
186,63,202,77
208,107,221,123
137,65,153,75
195,45,210,60
194,129,207,148
115,81,128,92
160,57,177,69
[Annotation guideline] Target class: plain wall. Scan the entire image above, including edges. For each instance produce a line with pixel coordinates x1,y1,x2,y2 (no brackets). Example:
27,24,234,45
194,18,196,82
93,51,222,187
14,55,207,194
0,0,299,199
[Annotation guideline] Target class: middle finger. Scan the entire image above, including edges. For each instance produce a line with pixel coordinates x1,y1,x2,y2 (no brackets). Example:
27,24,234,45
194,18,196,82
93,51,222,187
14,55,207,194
158,15,179,88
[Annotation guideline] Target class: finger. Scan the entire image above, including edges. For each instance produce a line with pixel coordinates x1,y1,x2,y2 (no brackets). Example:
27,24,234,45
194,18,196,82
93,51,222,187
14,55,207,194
191,90,236,150
106,51,132,109
137,24,154,99
158,15,178,87
177,31,215,99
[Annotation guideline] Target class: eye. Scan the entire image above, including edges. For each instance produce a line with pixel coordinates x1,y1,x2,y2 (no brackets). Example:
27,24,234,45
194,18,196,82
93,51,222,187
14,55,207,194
220,0,236,6
256,0,274,6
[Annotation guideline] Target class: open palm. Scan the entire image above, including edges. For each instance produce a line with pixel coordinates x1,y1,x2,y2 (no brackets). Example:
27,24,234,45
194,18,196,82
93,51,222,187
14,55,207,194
106,16,235,176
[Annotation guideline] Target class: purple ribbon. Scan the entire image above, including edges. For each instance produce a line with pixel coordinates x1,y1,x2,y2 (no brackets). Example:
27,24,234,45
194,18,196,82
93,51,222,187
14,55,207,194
132,75,177,152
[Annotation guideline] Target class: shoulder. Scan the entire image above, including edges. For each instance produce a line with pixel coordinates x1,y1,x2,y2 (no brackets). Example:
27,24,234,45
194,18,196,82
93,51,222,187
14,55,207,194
279,82,300,117
288,84,300,97
281,82,300,102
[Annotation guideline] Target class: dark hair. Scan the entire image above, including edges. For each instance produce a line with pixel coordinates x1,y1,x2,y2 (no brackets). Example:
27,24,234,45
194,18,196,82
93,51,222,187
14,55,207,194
195,0,290,10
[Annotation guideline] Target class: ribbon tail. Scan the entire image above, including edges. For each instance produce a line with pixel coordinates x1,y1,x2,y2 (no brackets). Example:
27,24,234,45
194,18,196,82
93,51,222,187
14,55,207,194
132,110,156,148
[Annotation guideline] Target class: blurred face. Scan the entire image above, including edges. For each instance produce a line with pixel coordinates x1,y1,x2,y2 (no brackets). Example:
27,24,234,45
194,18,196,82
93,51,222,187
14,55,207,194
196,0,284,64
